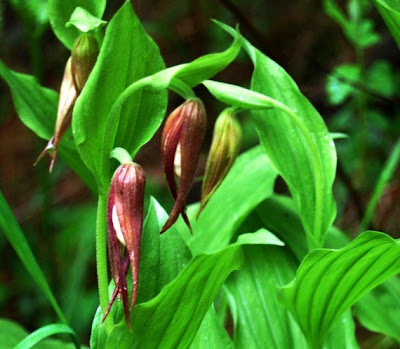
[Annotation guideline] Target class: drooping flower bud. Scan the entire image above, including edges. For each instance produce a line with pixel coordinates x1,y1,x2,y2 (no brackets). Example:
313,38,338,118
198,108,241,216
161,98,207,233
35,34,98,171
103,161,146,328
34,57,78,171
71,34,99,92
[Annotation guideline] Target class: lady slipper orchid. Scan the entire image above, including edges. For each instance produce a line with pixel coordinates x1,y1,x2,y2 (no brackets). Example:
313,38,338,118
198,108,241,216
161,98,207,233
103,162,146,328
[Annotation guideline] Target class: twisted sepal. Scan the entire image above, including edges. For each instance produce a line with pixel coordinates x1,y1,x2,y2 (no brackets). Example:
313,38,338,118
161,98,207,233
103,162,146,328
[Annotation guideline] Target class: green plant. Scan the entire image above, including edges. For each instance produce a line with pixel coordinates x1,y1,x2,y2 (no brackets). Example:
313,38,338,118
1,1,400,348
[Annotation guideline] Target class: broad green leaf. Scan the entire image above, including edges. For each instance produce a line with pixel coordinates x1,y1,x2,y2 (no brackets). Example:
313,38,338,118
106,245,243,348
48,0,106,48
253,195,309,261
190,146,278,255
190,307,233,349
0,191,66,324
281,231,400,349
0,318,28,349
138,197,191,304
236,228,284,246
217,22,337,250
0,59,96,192
374,0,400,48
72,1,167,192
14,324,78,349
89,307,107,349
225,245,307,349
66,7,107,33
355,277,400,344
325,311,359,349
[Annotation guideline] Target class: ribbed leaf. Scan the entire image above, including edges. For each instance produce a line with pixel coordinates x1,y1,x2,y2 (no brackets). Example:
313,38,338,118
355,277,400,344
281,231,400,349
190,307,233,349
216,22,337,250
48,0,106,48
189,146,277,255
72,1,167,193
0,59,96,192
226,245,307,349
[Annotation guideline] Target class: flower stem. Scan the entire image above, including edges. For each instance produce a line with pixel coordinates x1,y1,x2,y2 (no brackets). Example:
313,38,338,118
96,194,112,334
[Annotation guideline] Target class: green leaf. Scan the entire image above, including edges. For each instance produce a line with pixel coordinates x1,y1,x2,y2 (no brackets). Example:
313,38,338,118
325,311,359,349
236,228,284,246
138,197,192,303
106,245,243,348
189,146,277,255
217,22,337,250
48,0,106,48
360,138,400,231
374,0,400,48
225,245,307,349
281,231,400,349
203,80,276,109
190,307,233,349
0,319,82,349
66,7,107,33
14,324,78,349
0,191,67,324
72,1,167,192
0,59,96,193
0,318,28,348
355,277,400,344
326,65,361,105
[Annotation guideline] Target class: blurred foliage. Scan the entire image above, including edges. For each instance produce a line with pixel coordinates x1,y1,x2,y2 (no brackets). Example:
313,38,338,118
0,0,399,345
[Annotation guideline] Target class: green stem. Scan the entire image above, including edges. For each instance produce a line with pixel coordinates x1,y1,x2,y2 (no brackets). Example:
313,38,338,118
96,194,112,334
170,78,195,99
110,147,133,164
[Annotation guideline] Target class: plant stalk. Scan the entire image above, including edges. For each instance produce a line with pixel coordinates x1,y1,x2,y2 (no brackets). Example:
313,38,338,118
96,194,112,334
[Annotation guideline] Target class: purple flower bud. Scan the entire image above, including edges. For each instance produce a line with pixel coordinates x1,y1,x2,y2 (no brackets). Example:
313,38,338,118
161,98,207,233
103,162,146,328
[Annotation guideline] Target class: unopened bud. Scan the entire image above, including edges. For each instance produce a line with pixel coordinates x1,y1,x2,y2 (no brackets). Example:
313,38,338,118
161,98,207,233
34,57,78,171
71,34,99,92
104,162,146,328
198,108,241,216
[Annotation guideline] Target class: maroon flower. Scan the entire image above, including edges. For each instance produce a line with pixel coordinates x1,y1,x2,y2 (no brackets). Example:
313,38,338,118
103,162,145,328
161,98,207,233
